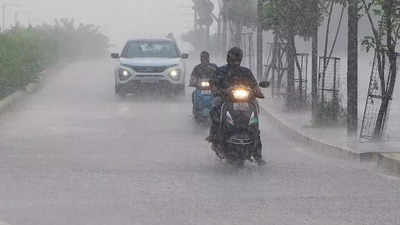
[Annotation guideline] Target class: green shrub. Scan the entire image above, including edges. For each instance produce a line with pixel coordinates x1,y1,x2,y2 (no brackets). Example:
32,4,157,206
0,19,109,98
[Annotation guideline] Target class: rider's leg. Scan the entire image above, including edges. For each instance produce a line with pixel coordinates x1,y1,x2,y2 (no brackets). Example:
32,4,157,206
250,101,266,165
192,90,196,113
207,97,222,142
253,132,266,165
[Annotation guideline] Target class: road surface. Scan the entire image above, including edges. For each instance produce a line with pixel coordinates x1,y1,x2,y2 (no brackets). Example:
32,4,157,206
0,60,399,225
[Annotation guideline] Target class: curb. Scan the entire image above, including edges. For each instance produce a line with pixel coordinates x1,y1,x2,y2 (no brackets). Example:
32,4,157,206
0,91,25,113
259,103,400,176
377,153,400,175
0,76,42,115
259,104,377,161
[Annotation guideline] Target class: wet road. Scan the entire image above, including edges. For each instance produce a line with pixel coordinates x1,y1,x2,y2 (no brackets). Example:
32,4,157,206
0,60,399,225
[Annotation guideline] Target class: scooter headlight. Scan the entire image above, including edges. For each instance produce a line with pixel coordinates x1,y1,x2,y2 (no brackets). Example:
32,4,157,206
232,88,250,100
200,81,210,87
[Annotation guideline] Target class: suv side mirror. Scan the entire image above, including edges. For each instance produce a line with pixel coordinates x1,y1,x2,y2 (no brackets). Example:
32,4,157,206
259,81,270,88
111,53,120,59
181,53,189,59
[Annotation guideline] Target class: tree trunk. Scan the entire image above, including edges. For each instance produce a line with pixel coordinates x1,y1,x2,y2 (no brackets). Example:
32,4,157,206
222,15,228,54
234,21,242,47
205,25,210,50
323,1,334,73
311,0,319,123
374,0,397,139
216,16,222,54
256,0,264,80
271,33,279,96
286,28,296,109
347,0,358,136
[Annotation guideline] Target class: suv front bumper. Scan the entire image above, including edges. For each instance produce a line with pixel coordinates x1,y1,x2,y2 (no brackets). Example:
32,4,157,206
117,80,185,93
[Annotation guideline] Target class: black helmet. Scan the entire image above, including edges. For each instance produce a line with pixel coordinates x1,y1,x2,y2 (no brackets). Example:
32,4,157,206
227,47,243,66
200,51,210,63
200,51,210,58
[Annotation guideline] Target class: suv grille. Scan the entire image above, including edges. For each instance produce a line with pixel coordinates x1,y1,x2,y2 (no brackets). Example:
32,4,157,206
133,66,167,73
122,64,175,73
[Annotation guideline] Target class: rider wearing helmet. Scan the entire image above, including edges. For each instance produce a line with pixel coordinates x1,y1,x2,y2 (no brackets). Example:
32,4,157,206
189,51,218,112
208,47,265,165
189,51,218,87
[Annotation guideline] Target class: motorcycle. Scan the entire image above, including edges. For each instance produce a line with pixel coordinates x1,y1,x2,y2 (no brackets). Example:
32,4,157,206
192,79,214,123
213,81,269,166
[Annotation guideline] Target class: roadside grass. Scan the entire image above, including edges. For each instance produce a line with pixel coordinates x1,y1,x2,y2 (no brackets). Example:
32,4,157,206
0,19,109,99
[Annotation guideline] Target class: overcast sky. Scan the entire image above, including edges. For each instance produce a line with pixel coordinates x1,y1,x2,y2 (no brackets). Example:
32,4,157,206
9,0,201,49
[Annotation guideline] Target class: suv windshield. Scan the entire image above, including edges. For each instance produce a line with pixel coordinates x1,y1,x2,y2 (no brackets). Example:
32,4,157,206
122,41,180,58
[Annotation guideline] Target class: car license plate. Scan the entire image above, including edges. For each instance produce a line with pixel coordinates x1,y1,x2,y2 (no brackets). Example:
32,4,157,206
233,103,249,111
201,90,211,95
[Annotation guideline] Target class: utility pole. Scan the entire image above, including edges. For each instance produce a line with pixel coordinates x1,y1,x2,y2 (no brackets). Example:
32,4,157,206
256,0,264,80
347,0,358,135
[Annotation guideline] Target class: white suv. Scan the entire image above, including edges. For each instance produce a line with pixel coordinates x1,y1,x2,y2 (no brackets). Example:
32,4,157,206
111,38,188,96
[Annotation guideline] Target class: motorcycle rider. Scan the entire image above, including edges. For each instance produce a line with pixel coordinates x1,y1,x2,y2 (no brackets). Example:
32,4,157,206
208,47,266,165
189,51,218,87
189,51,218,106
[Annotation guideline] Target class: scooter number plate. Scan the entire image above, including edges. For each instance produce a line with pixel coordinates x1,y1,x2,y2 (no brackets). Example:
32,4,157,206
201,90,211,95
233,103,249,111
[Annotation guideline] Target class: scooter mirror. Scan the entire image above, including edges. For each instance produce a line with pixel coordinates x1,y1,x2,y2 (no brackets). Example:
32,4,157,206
181,53,189,59
259,81,270,88
111,53,120,59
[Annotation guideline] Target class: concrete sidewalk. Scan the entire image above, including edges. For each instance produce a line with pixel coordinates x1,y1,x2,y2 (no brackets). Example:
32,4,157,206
259,97,400,174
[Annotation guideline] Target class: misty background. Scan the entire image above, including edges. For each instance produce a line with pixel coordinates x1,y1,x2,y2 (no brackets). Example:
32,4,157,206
8,0,372,54
6,0,384,98
8,0,204,50
13,0,386,97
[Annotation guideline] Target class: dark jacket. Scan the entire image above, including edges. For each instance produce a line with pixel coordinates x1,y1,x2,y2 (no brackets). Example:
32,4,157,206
189,63,218,87
213,64,258,90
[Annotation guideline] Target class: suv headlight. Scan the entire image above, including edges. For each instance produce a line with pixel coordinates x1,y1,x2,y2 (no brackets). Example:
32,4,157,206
119,68,132,80
168,69,181,81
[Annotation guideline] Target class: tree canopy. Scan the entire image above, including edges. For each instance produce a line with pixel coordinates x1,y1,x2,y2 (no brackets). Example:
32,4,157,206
262,0,326,39
222,0,257,26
